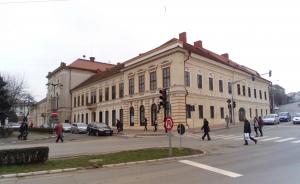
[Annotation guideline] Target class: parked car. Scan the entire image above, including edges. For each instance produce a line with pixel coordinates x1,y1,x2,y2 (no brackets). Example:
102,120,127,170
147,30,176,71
62,123,72,132
293,113,300,124
40,124,50,128
8,122,21,129
87,122,113,136
71,123,87,134
278,112,291,122
262,114,280,125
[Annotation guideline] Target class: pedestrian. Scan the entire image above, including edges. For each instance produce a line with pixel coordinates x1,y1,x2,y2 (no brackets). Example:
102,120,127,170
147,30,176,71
244,119,257,145
153,119,158,132
144,118,148,131
253,117,260,137
201,118,211,141
116,119,121,133
54,122,64,143
18,118,28,140
258,116,264,137
225,115,230,128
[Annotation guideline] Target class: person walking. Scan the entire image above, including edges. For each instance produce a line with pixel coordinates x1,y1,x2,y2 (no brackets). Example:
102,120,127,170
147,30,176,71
244,119,257,145
144,118,148,131
253,117,260,137
18,118,28,140
153,119,158,132
201,118,211,141
54,122,64,143
116,119,121,133
258,116,264,137
225,115,230,128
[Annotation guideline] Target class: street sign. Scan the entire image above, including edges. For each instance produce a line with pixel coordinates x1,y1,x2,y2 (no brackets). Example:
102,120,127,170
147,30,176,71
177,124,185,135
164,116,174,131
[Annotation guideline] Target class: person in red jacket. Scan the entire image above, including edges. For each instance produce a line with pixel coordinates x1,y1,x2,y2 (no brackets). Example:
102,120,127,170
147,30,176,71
54,122,64,143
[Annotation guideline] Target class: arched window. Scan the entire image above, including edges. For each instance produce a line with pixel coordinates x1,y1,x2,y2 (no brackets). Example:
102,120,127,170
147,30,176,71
130,107,134,126
151,104,157,126
140,105,145,126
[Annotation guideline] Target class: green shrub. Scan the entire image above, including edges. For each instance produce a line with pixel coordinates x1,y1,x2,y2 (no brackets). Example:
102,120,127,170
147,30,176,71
0,147,49,166
0,127,13,138
29,128,53,134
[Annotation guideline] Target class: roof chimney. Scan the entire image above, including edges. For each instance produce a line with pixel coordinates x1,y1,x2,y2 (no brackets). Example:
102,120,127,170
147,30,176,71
221,53,229,59
194,40,202,49
179,32,187,43
89,57,95,62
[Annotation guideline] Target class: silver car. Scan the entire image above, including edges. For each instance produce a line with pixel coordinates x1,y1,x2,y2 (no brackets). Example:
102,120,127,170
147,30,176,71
262,114,280,125
293,113,300,124
71,123,88,134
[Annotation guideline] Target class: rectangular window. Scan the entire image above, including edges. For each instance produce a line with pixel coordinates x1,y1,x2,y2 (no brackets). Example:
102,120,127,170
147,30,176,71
186,105,191,119
81,114,84,123
209,78,213,91
210,106,215,119
74,97,76,107
91,91,96,104
219,80,223,92
197,75,202,89
99,89,102,102
198,105,203,119
77,96,80,106
261,109,263,116
86,113,89,124
119,83,124,98
105,111,109,125
99,111,103,122
255,109,258,117
162,67,170,88
129,78,134,95
259,90,262,99
74,115,76,123
112,110,116,126
139,75,145,93
92,112,96,122
86,93,89,105
149,71,157,91
105,87,109,101
184,71,190,87
220,107,224,119
264,91,267,100
112,85,116,100
228,82,232,94
254,89,257,98
266,109,268,115
237,84,241,95
242,85,246,96
77,114,79,123
250,108,252,118
81,94,84,106
248,87,251,97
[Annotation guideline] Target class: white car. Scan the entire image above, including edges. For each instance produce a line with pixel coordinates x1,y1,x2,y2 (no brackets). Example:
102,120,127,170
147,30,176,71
71,123,87,134
262,114,280,125
293,113,300,124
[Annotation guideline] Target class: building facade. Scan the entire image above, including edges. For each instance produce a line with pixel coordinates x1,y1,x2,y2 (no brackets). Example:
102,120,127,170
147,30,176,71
71,33,271,129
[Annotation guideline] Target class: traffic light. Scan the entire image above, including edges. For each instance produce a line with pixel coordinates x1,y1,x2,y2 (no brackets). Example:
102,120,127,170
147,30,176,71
233,101,236,108
269,70,272,77
227,99,232,110
159,89,167,109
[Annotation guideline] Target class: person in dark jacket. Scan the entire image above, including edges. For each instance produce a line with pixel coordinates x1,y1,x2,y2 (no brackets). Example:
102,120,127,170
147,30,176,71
201,118,211,141
144,118,148,131
18,118,28,140
258,116,264,137
244,119,257,145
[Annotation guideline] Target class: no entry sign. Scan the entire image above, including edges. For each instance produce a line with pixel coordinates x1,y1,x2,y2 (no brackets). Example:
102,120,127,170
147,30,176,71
164,116,174,131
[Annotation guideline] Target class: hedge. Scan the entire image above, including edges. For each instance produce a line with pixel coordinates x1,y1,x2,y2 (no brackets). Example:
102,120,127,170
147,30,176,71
0,127,13,138
0,146,49,166
29,128,53,134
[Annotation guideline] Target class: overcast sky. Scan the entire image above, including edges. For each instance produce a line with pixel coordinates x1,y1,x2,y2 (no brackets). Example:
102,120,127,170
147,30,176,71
0,0,299,101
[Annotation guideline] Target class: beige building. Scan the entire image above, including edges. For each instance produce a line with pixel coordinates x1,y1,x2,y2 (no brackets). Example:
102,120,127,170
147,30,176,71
71,32,270,129
30,98,47,127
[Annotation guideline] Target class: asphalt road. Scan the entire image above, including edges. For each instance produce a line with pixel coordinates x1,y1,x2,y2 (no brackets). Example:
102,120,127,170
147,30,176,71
2,122,300,184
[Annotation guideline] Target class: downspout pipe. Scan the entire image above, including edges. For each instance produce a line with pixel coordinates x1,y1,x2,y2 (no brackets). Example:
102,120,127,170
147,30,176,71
184,51,191,128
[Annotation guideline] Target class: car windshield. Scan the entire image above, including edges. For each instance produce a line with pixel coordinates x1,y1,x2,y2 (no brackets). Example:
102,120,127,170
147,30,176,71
279,112,288,116
95,123,109,128
264,115,275,118
77,123,87,127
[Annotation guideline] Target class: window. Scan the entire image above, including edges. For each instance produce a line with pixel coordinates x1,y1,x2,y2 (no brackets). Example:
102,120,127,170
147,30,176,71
219,80,223,92
112,110,116,126
139,75,145,93
209,78,213,91
264,91,267,100
119,83,124,98
91,91,96,104
105,87,109,101
259,90,262,99
162,67,170,88
220,107,224,119
210,106,214,119
74,97,76,107
186,105,192,119
129,78,134,95
86,113,88,124
151,104,157,126
81,114,84,123
81,94,84,106
198,105,203,119
140,105,145,126
242,85,246,96
255,109,258,117
112,85,116,100
77,96,80,106
228,82,232,94
248,87,251,97
130,107,134,126
92,111,96,122
105,111,109,125
99,89,102,102
184,71,190,87
86,93,89,105
77,114,79,123
266,109,268,115
250,108,252,118
119,109,123,125
261,109,263,116
237,84,241,95
150,71,157,91
197,75,202,89
74,115,76,123
254,89,257,98
99,111,102,122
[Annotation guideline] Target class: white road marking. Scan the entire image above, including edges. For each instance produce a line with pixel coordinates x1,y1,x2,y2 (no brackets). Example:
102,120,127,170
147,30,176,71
179,160,243,178
256,136,269,139
291,140,300,143
260,137,281,141
275,137,296,142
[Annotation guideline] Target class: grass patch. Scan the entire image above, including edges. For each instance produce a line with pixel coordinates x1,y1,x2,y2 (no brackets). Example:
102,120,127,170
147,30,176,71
0,147,202,174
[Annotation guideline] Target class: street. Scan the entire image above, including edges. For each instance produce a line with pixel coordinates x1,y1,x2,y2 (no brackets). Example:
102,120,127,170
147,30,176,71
1,122,300,183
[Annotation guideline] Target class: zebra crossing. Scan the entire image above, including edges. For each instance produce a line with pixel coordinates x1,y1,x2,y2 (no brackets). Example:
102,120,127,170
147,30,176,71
185,133,300,144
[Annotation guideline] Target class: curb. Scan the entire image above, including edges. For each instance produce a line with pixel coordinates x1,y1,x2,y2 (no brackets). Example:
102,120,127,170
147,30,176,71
0,152,206,179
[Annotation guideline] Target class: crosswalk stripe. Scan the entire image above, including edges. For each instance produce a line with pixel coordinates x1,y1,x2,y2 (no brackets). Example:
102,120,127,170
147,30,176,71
291,140,300,143
260,137,281,141
275,137,296,142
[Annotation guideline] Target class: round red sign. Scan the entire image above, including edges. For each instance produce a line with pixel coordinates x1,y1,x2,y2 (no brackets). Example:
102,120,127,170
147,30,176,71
164,116,174,131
